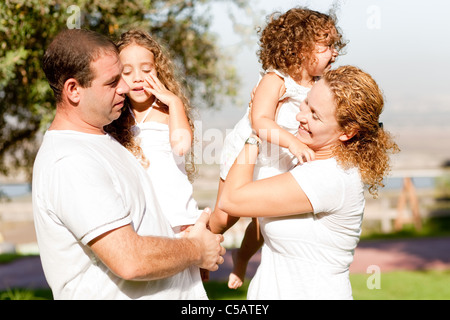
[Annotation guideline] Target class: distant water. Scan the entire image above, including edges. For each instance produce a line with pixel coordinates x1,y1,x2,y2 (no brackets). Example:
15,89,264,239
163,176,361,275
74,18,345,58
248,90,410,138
0,183,32,198
383,176,436,190
0,176,439,199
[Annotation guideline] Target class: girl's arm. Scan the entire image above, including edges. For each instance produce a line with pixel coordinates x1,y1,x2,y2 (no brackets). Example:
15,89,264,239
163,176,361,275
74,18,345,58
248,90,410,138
218,141,313,218
145,73,193,156
251,72,314,163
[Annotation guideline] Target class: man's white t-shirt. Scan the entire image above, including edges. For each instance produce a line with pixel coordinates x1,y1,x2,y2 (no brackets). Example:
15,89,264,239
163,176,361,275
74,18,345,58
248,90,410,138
32,130,206,299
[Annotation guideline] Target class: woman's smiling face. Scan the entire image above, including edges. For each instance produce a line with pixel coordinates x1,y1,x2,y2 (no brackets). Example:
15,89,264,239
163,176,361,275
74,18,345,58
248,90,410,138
296,79,346,153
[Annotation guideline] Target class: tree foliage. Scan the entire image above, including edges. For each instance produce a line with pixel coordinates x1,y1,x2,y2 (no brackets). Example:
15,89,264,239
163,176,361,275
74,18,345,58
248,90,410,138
0,0,240,180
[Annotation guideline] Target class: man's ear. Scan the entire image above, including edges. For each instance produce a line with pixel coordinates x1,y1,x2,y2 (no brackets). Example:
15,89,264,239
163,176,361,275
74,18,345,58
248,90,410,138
339,128,358,142
63,78,81,104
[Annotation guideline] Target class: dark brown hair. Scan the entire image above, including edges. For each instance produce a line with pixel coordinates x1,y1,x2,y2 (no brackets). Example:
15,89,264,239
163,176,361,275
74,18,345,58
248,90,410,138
42,28,118,102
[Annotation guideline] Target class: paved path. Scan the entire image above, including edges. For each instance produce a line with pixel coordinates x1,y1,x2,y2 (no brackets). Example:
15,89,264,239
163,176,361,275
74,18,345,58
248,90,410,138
349,236,450,273
210,236,450,281
1,236,449,291
0,256,48,290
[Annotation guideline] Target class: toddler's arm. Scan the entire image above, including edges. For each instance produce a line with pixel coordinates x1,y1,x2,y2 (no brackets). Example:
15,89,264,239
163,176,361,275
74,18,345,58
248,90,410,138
287,137,315,164
250,73,314,163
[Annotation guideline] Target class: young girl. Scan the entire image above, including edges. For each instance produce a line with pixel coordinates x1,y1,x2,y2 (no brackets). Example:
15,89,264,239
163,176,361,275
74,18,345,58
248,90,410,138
209,7,346,289
105,29,200,235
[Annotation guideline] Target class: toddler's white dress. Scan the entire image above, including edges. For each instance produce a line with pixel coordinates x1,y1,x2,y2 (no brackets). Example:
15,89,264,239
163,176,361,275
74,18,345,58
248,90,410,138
220,69,310,180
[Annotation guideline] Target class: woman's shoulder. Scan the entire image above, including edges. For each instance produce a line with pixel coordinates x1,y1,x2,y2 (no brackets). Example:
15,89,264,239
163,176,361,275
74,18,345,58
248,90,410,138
291,158,360,180
290,159,363,213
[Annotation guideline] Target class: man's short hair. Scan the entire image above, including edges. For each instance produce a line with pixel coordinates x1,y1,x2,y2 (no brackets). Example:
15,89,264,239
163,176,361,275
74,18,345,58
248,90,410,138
42,29,119,102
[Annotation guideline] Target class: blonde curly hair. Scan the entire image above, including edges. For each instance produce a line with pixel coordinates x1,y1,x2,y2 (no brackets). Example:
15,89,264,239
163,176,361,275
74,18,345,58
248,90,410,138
323,66,400,197
258,7,346,81
104,29,196,181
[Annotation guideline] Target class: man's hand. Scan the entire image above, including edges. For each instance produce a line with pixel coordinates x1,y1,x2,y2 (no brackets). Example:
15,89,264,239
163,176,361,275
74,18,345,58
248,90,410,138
186,208,226,271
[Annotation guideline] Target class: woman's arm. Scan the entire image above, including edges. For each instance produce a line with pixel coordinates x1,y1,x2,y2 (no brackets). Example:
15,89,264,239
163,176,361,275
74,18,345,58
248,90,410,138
218,142,313,218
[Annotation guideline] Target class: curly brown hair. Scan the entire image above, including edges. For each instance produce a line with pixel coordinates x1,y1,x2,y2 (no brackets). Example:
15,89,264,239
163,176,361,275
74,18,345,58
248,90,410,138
258,7,346,81
323,66,400,197
104,29,197,181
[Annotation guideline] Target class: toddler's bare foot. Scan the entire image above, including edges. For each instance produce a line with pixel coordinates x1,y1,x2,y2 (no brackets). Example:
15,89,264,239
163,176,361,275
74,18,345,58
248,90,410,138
227,249,247,289
228,272,243,289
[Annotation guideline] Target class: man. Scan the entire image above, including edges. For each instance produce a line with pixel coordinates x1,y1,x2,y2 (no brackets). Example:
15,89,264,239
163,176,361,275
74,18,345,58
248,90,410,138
32,28,225,299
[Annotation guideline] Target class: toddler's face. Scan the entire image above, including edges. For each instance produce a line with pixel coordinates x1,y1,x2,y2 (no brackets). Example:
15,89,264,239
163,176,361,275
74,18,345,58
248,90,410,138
303,28,339,77
304,42,338,77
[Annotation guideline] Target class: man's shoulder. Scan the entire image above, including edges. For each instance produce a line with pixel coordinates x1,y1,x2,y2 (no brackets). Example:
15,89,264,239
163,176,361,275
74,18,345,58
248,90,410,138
36,130,111,166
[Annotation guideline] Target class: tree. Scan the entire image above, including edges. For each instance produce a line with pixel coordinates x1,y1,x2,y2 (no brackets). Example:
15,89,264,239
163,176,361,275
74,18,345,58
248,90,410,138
0,0,241,181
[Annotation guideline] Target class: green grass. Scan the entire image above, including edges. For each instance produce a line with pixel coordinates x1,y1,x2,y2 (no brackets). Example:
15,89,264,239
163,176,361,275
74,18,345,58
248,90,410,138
350,269,450,300
0,288,53,300
0,253,28,264
1,215,449,300
204,281,249,300
204,270,450,300
2,270,450,300
361,216,450,241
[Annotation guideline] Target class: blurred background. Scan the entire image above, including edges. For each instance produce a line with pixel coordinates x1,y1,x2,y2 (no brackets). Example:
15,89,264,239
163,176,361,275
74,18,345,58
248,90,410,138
1,0,449,299
195,0,450,243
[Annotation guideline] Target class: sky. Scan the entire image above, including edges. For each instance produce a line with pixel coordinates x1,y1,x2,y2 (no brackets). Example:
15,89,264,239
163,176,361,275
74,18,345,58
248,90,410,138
198,0,450,168
202,0,450,128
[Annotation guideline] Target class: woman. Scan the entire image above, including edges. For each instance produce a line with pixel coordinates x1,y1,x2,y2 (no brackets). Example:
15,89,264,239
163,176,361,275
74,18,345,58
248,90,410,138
218,65,399,299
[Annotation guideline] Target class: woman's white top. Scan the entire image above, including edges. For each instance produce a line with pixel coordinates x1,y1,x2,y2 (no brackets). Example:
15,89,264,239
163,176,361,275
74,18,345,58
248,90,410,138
247,158,365,300
132,105,200,231
220,69,310,180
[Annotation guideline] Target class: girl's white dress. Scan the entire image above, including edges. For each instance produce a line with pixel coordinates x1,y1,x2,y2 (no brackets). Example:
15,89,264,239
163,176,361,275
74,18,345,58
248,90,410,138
132,105,201,232
220,69,310,180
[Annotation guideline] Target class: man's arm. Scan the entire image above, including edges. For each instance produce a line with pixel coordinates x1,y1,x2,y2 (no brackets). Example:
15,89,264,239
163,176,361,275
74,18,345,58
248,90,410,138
89,210,225,281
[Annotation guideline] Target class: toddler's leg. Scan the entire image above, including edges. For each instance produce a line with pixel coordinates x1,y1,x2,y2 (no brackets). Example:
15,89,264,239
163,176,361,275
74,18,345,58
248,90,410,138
210,178,240,234
228,218,264,289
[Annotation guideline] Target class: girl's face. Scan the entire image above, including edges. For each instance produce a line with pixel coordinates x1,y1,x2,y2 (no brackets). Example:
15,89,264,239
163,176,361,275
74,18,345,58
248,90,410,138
119,44,157,108
296,79,346,152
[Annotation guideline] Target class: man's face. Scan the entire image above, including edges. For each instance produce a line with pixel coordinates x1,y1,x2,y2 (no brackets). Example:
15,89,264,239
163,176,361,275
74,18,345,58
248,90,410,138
79,53,129,132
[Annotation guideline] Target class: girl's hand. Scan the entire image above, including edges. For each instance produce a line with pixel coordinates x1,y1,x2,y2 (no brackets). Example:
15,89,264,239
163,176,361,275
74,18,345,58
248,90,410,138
144,73,181,107
144,73,192,156
288,139,315,164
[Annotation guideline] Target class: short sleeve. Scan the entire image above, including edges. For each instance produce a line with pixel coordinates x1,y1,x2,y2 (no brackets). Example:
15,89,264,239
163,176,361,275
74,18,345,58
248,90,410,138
49,155,132,245
289,160,345,214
